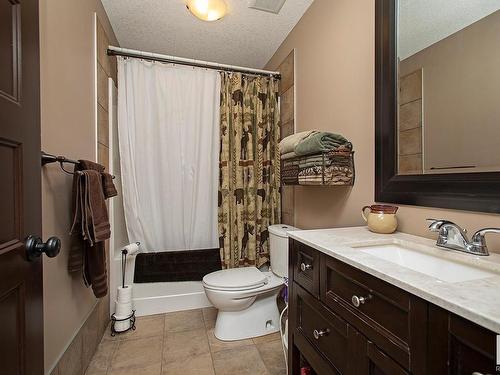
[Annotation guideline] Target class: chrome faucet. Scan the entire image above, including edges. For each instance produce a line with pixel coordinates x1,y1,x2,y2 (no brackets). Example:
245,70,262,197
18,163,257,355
427,219,500,256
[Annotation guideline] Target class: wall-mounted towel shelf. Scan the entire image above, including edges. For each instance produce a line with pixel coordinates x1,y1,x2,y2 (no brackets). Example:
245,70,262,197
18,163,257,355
41,151,115,178
281,150,355,186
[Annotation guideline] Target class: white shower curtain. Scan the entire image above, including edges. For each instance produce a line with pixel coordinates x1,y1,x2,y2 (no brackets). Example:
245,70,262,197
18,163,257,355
117,57,220,252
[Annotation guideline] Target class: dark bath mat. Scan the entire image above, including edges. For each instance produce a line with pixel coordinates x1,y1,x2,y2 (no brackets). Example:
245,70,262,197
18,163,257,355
134,248,222,283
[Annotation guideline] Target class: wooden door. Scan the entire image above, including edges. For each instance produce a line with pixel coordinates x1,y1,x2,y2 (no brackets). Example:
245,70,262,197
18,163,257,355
0,0,45,374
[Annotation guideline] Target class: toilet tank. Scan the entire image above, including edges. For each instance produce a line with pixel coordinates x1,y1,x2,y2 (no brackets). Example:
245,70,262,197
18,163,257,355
268,224,299,278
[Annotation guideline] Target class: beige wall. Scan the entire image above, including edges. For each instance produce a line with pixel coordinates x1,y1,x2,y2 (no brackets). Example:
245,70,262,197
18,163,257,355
400,10,500,173
266,0,375,230
39,0,118,372
266,0,500,250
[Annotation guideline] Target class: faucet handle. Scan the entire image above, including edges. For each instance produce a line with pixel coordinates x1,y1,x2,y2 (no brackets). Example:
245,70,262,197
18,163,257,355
426,219,467,233
471,228,500,249
467,228,500,256
426,218,451,232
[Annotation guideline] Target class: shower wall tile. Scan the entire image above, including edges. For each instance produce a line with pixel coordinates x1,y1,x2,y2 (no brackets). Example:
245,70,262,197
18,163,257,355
399,126,422,156
277,50,296,226
399,154,423,175
281,120,294,140
98,143,109,171
110,55,118,84
280,87,294,125
282,212,294,226
400,70,422,105
281,186,295,224
97,20,110,77
97,63,109,112
97,104,109,147
398,69,423,175
399,99,422,131
278,50,294,95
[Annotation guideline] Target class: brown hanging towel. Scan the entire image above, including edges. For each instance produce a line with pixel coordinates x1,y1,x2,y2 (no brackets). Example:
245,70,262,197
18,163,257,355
68,160,116,298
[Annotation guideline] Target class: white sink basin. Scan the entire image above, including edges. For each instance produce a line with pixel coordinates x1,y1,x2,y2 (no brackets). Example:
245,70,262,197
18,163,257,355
354,243,497,283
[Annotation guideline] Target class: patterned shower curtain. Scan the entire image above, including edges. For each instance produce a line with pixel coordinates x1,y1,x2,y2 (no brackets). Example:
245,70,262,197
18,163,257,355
218,73,281,268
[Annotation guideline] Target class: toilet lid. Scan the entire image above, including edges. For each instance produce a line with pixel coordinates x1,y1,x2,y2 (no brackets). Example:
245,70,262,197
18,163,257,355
203,267,267,290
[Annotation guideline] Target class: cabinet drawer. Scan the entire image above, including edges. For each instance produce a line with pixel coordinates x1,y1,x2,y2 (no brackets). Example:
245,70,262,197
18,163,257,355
295,283,349,374
292,240,320,297
320,255,425,369
321,256,410,341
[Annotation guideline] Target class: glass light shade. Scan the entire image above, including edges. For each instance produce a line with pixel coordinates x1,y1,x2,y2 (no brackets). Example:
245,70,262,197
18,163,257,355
187,0,227,21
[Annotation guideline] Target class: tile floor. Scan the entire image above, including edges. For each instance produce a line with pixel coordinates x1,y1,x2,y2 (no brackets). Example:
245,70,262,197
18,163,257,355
85,307,287,375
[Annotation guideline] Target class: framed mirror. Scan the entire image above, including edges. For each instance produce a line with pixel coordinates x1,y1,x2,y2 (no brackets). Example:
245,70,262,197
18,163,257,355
375,0,500,213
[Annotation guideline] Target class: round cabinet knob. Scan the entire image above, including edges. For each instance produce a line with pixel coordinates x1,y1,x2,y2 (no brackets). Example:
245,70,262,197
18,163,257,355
351,295,370,308
300,262,312,272
313,329,329,340
25,235,61,261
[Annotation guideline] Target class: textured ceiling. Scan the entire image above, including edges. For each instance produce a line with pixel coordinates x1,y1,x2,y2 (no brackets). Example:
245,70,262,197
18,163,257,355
101,0,313,69
399,0,500,60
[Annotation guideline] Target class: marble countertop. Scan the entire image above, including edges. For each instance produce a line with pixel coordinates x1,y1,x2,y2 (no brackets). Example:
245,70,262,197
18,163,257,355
288,226,500,333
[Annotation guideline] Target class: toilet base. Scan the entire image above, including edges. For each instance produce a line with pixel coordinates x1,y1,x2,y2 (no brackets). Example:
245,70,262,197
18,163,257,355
214,290,280,341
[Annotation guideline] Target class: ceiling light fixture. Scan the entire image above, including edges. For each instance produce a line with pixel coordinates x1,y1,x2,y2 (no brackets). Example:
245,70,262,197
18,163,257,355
187,0,227,22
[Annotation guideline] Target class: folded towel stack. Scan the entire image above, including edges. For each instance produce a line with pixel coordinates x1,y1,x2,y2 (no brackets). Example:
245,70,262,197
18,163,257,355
279,130,317,160
298,165,354,185
279,131,352,159
294,132,351,156
280,131,354,186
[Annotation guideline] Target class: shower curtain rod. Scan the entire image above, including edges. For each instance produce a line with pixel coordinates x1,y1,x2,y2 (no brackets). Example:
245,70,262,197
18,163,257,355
107,46,281,79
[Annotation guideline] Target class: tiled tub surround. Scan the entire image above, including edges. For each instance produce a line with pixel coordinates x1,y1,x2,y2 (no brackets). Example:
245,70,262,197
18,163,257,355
85,307,287,375
289,226,500,333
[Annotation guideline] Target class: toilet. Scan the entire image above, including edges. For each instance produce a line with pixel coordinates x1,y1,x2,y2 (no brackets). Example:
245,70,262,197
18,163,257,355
203,224,298,341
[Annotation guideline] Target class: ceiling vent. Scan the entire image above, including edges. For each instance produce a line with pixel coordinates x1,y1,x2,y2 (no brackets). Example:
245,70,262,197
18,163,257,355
247,0,287,14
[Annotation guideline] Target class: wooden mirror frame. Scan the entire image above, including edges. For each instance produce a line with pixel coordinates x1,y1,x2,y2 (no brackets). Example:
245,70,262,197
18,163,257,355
375,0,500,214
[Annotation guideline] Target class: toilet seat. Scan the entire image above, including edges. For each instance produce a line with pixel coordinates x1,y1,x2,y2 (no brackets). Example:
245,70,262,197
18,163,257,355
203,267,268,291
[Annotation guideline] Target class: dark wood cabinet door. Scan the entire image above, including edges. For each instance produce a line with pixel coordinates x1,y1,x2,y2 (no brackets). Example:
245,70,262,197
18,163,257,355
0,0,43,374
366,341,409,375
448,314,496,375
427,305,497,375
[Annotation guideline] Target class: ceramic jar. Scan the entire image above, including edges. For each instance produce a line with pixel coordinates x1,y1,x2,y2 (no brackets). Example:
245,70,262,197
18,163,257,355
362,205,398,234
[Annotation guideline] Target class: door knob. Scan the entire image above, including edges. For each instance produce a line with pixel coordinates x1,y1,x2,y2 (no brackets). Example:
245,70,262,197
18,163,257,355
25,235,61,261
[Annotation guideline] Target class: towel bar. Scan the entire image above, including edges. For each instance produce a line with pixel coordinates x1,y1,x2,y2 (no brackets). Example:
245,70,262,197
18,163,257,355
41,151,115,179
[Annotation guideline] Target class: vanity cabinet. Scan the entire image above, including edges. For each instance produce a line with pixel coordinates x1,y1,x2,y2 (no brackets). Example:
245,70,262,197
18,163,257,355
288,238,497,375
